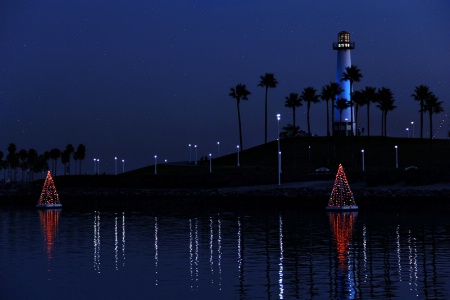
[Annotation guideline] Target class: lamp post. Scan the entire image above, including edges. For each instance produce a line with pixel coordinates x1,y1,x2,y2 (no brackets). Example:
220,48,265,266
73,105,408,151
361,149,365,172
209,153,212,173
122,159,125,173
154,155,157,175
188,144,192,163
194,145,198,165
345,118,348,136
97,159,100,175
277,114,281,186
217,141,220,157
395,145,398,169
237,145,240,167
93,158,96,175
411,121,415,138
406,128,409,138
115,157,117,175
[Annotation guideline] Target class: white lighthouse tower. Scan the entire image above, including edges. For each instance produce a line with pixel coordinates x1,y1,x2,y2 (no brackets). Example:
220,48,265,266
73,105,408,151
333,31,355,136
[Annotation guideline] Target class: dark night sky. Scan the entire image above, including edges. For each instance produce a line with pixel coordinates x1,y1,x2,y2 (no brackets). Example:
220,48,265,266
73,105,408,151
1,0,449,173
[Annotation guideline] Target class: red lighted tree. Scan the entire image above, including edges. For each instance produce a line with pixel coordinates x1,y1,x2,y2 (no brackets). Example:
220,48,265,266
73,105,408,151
327,164,357,208
37,171,61,206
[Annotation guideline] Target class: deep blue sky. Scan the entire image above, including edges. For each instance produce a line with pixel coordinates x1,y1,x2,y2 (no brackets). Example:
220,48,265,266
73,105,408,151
1,0,449,173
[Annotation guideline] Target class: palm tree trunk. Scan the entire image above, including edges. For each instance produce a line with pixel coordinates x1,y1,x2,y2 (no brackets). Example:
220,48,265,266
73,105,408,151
237,101,243,150
307,104,311,136
420,100,424,139
331,100,335,136
293,107,296,129
367,103,370,137
326,100,330,137
429,111,433,140
264,87,268,144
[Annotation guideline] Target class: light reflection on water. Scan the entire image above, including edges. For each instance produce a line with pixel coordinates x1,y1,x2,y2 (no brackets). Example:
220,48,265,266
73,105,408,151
1,206,450,299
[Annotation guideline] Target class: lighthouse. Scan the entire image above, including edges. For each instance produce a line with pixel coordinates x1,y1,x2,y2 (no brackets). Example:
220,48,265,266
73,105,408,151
333,31,355,136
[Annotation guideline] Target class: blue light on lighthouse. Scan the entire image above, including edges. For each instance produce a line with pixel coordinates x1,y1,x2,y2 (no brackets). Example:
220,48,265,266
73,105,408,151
333,31,355,136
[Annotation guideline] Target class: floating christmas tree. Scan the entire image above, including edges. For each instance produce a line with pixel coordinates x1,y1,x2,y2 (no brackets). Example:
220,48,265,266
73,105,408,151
36,171,62,208
326,164,358,210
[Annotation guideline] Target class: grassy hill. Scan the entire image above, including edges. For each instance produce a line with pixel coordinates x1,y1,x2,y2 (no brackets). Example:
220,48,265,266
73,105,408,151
52,136,450,189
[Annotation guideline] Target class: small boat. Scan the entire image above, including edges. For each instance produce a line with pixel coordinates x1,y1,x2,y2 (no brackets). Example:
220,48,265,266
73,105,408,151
36,171,62,209
326,164,358,211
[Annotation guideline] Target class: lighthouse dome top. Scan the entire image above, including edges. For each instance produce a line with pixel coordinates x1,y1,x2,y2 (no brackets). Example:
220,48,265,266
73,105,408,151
333,31,355,50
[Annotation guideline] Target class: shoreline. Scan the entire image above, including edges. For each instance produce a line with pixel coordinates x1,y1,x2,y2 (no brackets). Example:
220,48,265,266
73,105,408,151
1,180,449,212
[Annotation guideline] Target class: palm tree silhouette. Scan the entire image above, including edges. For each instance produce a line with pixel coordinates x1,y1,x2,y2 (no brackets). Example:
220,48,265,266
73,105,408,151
299,87,320,136
229,84,251,150
284,93,302,130
49,148,61,176
423,93,444,140
321,83,343,137
360,86,377,137
335,98,350,135
75,144,86,175
341,65,363,136
376,87,396,137
411,85,431,139
352,90,365,135
258,73,278,144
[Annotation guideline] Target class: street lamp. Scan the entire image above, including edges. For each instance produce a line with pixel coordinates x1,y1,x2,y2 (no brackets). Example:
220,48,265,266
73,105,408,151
406,128,409,138
97,159,100,175
217,141,220,157
194,145,198,165
188,144,192,163
115,157,117,175
93,158,96,175
237,145,240,167
209,153,212,173
277,114,281,186
411,121,415,138
345,118,348,136
395,145,398,169
154,155,157,175
361,149,365,172
122,159,125,173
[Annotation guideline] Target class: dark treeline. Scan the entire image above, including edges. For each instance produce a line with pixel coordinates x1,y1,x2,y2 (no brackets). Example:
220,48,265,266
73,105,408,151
230,69,445,148
0,143,86,182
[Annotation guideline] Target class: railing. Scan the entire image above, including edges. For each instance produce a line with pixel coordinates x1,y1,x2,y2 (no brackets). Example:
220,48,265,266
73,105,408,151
332,42,355,50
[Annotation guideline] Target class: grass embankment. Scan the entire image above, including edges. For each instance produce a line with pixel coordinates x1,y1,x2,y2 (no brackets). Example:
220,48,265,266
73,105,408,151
52,136,450,190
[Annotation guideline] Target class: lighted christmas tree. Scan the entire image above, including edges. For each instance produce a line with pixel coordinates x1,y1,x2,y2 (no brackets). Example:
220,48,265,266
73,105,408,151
36,171,62,208
326,164,358,210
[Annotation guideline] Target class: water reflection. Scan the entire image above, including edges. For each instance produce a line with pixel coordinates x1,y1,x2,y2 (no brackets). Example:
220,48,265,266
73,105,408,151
38,209,61,260
2,207,450,299
328,212,357,299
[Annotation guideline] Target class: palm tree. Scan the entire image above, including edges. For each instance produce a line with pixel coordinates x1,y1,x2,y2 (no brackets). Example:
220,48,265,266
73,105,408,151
7,143,18,181
75,144,86,175
284,93,302,129
18,149,28,181
335,98,350,135
341,65,363,135
423,93,444,140
299,87,320,136
360,86,377,136
411,85,432,139
376,87,396,137
49,148,61,176
0,151,3,180
280,124,300,138
352,90,365,135
61,149,71,176
229,84,251,150
321,83,343,137
64,144,74,175
27,148,38,181
258,73,278,144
